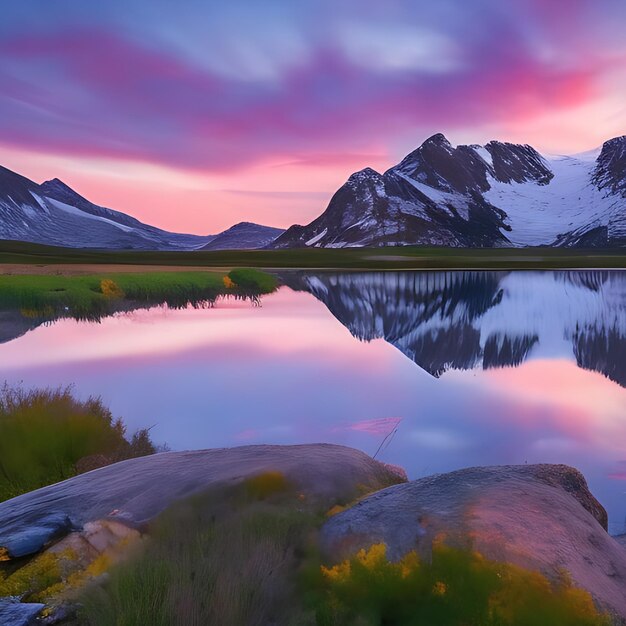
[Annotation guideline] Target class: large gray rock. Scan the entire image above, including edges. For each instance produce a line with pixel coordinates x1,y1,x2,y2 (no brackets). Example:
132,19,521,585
0,444,400,559
321,464,626,621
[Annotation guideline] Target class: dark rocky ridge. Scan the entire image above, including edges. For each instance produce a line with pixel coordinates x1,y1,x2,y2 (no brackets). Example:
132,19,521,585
593,135,626,196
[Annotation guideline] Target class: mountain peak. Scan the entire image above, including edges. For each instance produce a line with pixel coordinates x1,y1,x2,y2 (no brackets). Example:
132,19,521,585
200,221,284,251
40,177,85,202
41,177,72,191
422,133,452,148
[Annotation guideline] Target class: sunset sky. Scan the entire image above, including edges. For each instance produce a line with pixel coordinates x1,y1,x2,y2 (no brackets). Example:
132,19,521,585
1,0,625,234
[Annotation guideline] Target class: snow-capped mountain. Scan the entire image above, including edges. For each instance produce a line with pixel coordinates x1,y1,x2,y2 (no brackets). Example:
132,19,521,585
0,165,282,250
200,222,284,251
285,270,626,387
272,134,626,248
0,165,214,249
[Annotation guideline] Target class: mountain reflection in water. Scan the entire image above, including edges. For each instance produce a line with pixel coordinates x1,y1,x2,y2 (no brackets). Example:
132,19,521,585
285,270,626,387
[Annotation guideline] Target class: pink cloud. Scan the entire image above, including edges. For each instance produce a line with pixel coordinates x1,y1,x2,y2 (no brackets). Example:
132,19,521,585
0,28,606,173
334,417,402,436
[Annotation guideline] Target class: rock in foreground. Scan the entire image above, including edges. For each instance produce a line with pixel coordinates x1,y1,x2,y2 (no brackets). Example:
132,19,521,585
321,464,626,621
0,444,401,560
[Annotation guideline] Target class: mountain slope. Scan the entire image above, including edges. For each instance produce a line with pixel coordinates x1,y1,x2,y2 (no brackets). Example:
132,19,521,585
0,165,213,250
272,134,626,249
0,165,282,251
200,222,284,250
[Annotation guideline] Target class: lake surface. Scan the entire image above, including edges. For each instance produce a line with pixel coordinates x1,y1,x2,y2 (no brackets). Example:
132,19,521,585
1,270,625,534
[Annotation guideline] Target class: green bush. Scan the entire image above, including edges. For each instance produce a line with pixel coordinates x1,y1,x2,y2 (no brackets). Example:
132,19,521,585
0,384,159,502
310,543,610,626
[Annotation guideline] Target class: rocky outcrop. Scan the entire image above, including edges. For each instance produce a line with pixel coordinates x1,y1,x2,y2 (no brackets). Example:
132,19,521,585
0,445,402,622
321,464,626,621
0,444,401,561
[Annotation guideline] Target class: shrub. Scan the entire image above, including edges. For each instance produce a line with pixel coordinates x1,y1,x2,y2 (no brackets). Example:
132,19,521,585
0,384,160,502
78,479,318,626
312,543,610,626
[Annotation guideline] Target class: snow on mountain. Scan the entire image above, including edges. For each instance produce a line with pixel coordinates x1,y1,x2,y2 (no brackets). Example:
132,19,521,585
272,134,626,249
0,165,280,251
0,165,213,250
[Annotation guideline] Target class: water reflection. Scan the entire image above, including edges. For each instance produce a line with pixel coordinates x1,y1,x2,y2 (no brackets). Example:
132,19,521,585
0,270,624,533
285,271,626,386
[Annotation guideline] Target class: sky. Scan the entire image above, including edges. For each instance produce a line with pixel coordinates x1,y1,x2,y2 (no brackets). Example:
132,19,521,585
1,0,625,234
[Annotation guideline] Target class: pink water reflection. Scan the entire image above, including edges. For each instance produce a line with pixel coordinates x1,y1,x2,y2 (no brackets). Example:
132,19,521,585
0,285,624,533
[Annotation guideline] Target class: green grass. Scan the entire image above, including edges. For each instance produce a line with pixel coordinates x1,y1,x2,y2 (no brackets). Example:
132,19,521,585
0,239,624,269
0,269,278,319
78,474,322,626
0,385,159,502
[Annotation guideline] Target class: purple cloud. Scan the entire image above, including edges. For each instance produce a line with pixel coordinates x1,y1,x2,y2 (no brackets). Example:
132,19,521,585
0,1,621,173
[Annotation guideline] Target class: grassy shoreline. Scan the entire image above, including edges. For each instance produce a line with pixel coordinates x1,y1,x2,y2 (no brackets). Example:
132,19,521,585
0,240,624,270
0,268,278,320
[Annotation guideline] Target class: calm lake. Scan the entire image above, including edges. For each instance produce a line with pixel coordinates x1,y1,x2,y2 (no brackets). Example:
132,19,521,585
1,270,625,534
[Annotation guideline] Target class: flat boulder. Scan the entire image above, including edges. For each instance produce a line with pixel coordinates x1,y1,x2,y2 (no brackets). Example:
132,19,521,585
0,444,401,560
0,598,44,626
320,464,626,620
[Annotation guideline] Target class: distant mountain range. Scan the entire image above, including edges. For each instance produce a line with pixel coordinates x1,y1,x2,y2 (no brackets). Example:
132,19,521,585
0,165,283,250
273,134,626,248
200,222,284,251
1,134,624,251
